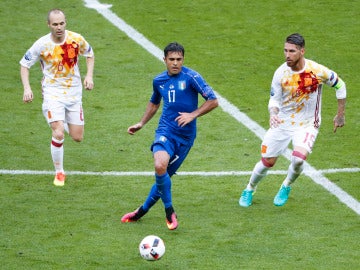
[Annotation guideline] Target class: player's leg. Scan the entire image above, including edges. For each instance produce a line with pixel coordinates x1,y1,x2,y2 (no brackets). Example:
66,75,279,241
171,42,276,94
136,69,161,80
143,138,173,210
248,157,277,190
153,149,178,229
273,150,307,206
148,141,191,206
68,124,84,142
50,121,66,183
239,128,291,207
121,148,173,225
283,150,307,186
162,143,191,230
66,102,84,142
274,126,318,206
239,158,275,207
121,138,174,226
121,183,161,223
43,100,66,186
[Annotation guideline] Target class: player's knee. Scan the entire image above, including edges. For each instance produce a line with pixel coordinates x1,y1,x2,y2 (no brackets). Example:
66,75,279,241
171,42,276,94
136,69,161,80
69,129,84,142
71,134,83,142
262,157,276,168
68,125,84,142
155,165,167,175
52,129,65,141
154,161,167,175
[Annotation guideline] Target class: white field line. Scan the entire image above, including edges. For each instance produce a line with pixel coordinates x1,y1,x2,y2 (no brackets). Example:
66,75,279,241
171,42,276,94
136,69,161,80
1,168,359,176
1,0,337,215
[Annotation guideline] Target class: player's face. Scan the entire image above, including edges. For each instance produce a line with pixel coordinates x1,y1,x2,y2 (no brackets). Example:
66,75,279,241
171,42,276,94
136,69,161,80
164,51,184,75
284,42,305,71
48,12,66,43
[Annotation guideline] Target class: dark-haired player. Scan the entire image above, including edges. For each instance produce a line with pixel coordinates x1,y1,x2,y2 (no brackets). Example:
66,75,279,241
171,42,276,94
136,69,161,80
121,42,218,229
239,33,346,207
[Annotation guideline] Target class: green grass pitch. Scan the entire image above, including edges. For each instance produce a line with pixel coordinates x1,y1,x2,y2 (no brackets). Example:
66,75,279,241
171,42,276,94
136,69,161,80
0,0,359,269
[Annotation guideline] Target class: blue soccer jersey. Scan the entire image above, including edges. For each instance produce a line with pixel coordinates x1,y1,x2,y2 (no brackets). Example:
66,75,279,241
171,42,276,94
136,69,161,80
151,66,217,144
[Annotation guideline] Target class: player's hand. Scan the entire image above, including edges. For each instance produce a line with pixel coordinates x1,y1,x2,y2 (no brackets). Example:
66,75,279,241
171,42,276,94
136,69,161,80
23,88,34,103
269,115,281,129
127,123,142,135
333,114,345,133
84,76,94,90
175,112,195,127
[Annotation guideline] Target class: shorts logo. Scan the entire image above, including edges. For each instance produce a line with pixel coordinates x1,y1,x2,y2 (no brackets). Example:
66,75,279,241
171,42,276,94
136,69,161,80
159,136,167,142
47,110,52,120
261,145,267,154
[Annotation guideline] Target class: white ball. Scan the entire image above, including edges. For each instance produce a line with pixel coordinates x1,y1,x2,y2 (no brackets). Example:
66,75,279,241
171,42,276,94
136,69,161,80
139,235,165,261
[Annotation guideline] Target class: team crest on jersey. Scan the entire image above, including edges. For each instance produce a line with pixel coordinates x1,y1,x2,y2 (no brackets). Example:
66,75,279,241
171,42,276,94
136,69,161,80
296,71,319,96
178,81,186,90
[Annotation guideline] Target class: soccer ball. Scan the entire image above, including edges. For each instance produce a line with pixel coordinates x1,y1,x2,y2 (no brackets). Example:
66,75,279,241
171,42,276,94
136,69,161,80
139,235,165,261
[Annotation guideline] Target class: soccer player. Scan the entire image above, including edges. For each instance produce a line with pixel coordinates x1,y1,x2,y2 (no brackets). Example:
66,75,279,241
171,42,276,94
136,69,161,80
239,33,346,207
121,42,218,230
20,9,95,186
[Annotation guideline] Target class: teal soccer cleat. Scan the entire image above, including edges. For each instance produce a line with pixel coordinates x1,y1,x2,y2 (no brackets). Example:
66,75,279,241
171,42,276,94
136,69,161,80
239,189,254,207
273,185,291,206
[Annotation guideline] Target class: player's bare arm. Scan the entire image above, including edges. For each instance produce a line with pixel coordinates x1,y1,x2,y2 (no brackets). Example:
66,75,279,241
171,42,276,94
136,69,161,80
333,98,346,133
175,98,218,127
84,56,95,90
20,66,33,103
128,102,160,135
